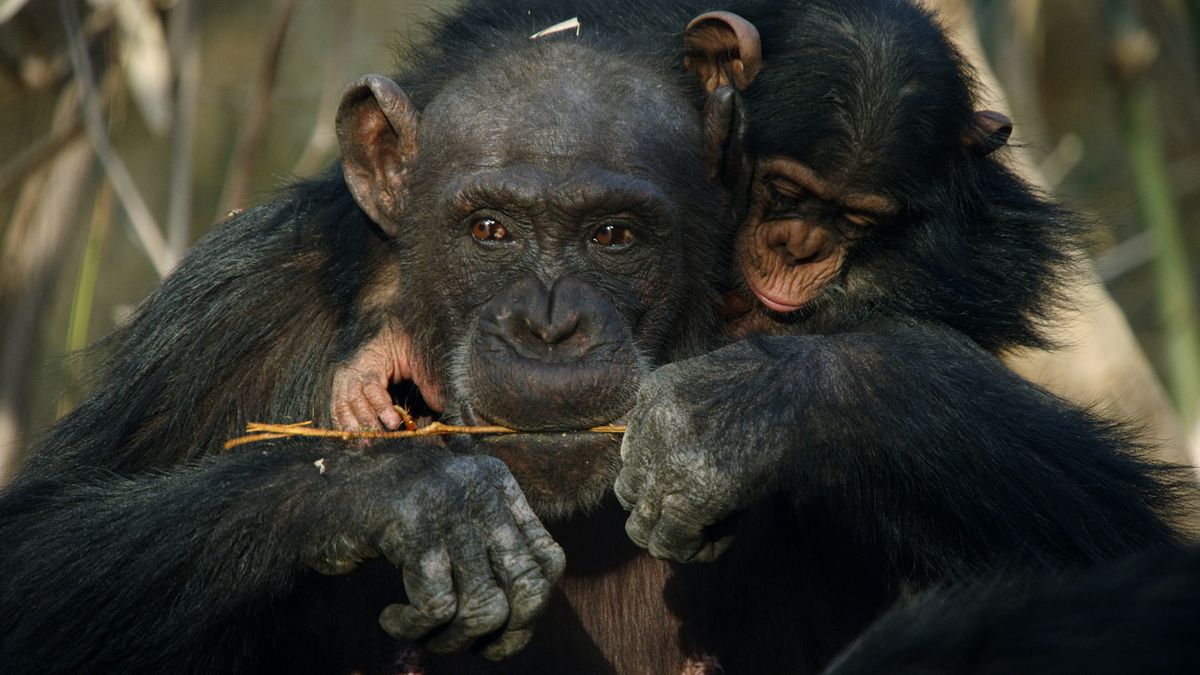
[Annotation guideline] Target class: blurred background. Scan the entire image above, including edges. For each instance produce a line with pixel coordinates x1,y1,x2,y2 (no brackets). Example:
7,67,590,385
1,0,1198,479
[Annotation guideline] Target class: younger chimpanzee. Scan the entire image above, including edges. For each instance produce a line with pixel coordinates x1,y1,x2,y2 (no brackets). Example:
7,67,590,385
613,0,1189,610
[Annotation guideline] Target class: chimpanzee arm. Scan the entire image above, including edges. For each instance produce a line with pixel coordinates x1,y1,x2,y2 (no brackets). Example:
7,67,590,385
0,440,564,672
824,546,1200,674
615,325,1186,576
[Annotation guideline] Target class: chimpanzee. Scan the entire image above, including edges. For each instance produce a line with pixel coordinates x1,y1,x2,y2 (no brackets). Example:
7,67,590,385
608,1,1193,667
0,2,1190,675
0,6,732,673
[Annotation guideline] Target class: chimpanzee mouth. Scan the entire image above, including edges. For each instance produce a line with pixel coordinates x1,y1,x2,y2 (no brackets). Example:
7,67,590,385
428,391,631,519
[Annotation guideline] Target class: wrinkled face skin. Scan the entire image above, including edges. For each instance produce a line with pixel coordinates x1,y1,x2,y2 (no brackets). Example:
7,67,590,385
725,155,897,337
738,156,896,312
387,44,726,518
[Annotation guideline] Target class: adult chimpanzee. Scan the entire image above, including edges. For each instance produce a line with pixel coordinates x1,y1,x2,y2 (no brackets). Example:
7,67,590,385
0,7,732,673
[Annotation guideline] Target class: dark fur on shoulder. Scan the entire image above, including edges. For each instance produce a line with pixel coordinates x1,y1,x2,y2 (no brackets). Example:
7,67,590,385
827,545,1200,674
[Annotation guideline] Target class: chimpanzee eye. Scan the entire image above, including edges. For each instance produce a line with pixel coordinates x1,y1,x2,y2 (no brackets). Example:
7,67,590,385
766,182,808,219
470,216,510,243
591,223,636,249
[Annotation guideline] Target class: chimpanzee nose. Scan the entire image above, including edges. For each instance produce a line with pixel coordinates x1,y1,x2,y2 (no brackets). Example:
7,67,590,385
532,298,581,346
489,275,596,360
468,273,637,430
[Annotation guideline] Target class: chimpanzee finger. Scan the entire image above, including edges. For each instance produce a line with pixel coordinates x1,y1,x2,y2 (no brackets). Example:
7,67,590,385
378,542,457,640
474,516,552,658
491,462,565,584
424,521,510,654
623,485,664,549
362,380,402,430
480,628,534,661
332,390,357,431
613,462,647,511
347,386,381,431
689,533,737,564
646,493,710,563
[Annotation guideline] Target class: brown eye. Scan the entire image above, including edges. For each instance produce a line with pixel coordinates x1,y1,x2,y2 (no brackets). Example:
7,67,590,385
470,217,509,242
592,223,636,248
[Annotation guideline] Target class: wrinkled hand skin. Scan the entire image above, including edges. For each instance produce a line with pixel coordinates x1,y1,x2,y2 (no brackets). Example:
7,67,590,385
615,340,795,563
331,321,442,431
303,450,565,660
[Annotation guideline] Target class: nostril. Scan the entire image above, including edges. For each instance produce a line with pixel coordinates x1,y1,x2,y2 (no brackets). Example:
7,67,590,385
536,312,581,345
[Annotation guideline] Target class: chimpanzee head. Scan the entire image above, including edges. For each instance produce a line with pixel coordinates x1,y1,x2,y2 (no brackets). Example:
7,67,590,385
336,36,730,517
690,2,1063,353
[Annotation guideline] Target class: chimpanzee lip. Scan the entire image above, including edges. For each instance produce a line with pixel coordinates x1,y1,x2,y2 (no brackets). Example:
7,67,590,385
461,402,631,436
744,276,806,313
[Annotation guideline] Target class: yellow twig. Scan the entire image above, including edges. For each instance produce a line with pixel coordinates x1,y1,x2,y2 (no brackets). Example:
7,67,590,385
223,420,626,450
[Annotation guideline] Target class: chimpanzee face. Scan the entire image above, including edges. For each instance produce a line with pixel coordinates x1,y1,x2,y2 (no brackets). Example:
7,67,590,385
337,42,729,516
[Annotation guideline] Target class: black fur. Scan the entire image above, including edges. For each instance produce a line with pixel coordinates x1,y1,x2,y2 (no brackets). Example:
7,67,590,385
826,545,1200,674
0,0,1191,673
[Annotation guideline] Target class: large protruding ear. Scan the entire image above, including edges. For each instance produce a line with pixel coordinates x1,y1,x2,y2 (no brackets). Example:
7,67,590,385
683,11,762,93
965,110,1013,156
702,85,754,203
336,75,420,237
684,12,761,208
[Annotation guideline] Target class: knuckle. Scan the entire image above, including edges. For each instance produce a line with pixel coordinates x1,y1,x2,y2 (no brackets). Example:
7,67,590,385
419,589,459,624
540,544,567,582
613,471,637,504
625,514,650,548
508,573,552,620
459,584,510,635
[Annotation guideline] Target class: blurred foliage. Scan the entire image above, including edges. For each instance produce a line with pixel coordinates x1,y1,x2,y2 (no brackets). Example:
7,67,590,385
973,0,1200,424
0,0,1198,473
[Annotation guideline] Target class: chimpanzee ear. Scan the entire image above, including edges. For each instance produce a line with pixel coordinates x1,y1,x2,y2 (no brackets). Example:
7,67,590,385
336,75,420,236
684,11,762,93
965,110,1013,156
702,85,753,201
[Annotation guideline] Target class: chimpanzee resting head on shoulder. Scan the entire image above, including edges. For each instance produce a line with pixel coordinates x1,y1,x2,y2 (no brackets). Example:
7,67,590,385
703,0,1073,353
334,34,730,517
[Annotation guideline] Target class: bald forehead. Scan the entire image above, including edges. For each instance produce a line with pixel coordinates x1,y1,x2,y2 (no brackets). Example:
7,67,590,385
419,42,699,172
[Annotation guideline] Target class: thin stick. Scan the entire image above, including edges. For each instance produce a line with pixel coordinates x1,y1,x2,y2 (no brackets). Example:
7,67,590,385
224,420,627,450
0,118,85,198
59,0,174,277
216,0,297,217
166,0,201,258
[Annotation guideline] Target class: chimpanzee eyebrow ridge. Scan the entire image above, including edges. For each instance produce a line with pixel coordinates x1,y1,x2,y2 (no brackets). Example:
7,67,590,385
760,155,899,216
446,167,675,226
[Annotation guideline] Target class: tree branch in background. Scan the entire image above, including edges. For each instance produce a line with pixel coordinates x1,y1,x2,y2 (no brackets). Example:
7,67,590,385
59,0,173,277
216,0,297,217
1106,1,1200,432
167,0,201,257
0,88,93,486
0,116,84,197
291,0,354,177
924,0,1194,467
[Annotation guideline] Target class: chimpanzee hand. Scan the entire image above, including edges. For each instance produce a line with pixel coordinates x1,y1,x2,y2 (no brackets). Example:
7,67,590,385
331,320,443,430
615,339,798,563
301,448,565,660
